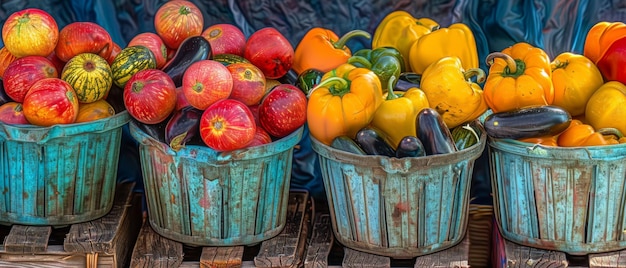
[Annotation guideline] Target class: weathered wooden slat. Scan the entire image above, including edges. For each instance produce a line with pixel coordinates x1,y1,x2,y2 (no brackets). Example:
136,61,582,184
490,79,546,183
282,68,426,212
589,249,626,268
414,234,470,268
304,213,333,268
3,225,51,254
130,220,184,268
199,246,244,268
341,247,390,268
64,182,135,253
254,190,309,268
0,182,138,268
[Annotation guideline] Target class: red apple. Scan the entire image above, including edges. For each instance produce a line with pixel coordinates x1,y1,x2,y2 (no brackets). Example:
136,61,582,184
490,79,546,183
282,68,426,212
3,55,58,102
248,103,261,126
0,102,29,125
226,62,266,106
154,0,204,49
202,24,246,56
55,22,113,62
199,98,256,151
244,27,294,79
0,47,18,78
258,84,307,138
182,59,232,110
22,78,79,126
124,69,177,124
2,8,58,58
247,126,273,147
128,32,168,69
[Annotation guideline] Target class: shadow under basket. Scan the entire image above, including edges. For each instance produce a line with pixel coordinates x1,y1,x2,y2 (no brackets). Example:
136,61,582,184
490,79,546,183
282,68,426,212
490,138,626,255
310,123,487,259
130,122,303,246
0,111,130,226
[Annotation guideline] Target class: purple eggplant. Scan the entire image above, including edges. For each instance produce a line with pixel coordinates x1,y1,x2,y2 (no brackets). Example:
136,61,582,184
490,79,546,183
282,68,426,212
133,118,168,143
161,36,212,87
0,79,13,105
165,106,203,151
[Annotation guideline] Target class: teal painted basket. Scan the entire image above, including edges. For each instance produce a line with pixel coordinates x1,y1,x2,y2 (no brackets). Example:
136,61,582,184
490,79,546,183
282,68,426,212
310,124,486,258
130,122,303,246
490,139,626,255
0,111,130,226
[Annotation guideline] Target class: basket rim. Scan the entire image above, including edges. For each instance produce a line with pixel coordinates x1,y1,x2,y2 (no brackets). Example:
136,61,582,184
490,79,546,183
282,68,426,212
129,121,304,161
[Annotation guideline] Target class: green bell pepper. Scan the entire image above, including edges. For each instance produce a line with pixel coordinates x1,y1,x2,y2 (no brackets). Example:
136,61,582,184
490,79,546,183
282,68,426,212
347,47,405,90
294,68,324,96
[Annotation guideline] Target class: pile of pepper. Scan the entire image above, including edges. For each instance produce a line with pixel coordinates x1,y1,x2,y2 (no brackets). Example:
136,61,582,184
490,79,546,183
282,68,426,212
294,10,626,153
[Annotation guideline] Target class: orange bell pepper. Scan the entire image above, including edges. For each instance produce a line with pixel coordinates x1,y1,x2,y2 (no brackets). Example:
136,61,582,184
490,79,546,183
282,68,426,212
518,135,559,147
557,119,620,147
583,21,626,64
292,27,371,75
483,42,554,113
307,63,383,145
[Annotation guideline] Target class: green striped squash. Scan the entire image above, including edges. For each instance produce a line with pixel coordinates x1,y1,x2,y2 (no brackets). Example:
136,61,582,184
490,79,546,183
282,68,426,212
212,53,249,66
61,53,113,103
110,45,157,88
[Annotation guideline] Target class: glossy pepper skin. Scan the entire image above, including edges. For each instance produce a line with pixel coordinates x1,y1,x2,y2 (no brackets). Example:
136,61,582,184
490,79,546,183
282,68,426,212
294,68,324,96
518,135,559,147
557,119,620,147
370,76,430,149
585,81,626,136
408,23,479,75
292,27,371,75
307,63,383,145
420,56,488,129
583,21,626,64
483,42,554,113
372,11,439,72
347,47,405,90
551,52,604,117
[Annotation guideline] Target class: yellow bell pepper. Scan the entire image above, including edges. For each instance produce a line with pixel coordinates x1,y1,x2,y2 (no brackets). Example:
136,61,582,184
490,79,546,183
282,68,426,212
551,52,604,117
483,42,554,113
307,63,383,145
372,10,439,72
408,23,479,75
370,76,430,149
419,56,488,129
585,81,626,136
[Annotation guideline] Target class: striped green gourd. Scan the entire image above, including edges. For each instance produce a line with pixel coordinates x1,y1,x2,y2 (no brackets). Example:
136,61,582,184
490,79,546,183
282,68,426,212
110,45,157,88
61,52,112,103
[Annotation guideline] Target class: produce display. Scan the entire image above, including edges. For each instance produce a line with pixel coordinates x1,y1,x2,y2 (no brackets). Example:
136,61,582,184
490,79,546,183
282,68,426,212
1,1,625,157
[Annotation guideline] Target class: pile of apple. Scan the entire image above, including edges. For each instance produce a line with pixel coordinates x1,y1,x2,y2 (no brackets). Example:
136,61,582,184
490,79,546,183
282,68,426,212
0,0,308,153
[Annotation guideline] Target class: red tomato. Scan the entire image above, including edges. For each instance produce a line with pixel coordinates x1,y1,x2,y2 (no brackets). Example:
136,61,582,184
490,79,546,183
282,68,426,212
123,69,177,124
199,99,256,151
154,0,204,50
22,78,79,126
2,8,59,58
182,60,233,110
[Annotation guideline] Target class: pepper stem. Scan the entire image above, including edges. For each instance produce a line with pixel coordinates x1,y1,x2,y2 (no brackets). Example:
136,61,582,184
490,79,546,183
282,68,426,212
551,59,568,71
347,56,372,69
385,76,399,100
464,68,486,83
333,30,371,50
597,127,624,139
308,77,350,98
486,52,517,73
